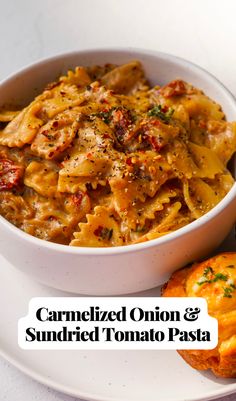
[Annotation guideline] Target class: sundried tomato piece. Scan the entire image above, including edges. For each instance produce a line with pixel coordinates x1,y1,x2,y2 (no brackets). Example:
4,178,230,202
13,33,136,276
93,225,104,237
0,158,23,190
146,135,163,152
111,108,133,143
159,79,188,98
126,157,133,166
113,108,132,127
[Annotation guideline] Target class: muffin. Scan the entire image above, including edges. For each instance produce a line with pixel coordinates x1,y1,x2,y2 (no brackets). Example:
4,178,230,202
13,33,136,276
162,252,236,378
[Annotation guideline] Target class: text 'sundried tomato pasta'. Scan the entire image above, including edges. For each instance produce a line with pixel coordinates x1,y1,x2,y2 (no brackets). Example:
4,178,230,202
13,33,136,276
0,61,235,247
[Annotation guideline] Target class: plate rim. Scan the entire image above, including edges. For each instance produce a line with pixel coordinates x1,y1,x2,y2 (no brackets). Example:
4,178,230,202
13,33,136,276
1,233,236,400
1,328,236,401
1,347,236,401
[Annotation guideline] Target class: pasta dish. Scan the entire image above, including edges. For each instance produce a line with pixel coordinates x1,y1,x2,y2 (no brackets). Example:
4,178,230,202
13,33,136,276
0,61,235,246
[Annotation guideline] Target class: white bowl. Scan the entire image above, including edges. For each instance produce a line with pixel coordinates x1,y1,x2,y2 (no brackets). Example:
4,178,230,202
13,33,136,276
0,48,236,295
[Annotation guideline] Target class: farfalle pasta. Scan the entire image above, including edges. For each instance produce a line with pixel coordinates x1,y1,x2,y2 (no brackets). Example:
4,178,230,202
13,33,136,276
0,61,235,246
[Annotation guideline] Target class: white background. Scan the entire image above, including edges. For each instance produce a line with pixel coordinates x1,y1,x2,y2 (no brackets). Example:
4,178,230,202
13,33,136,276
0,0,236,400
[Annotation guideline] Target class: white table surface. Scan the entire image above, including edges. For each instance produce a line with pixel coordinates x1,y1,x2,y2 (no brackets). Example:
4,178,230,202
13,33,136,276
0,0,236,400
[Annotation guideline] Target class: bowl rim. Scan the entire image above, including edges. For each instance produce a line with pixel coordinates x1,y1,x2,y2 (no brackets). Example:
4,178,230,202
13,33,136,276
0,46,236,256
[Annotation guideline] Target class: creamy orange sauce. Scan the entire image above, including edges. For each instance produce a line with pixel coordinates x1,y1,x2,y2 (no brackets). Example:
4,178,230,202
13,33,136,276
0,61,235,246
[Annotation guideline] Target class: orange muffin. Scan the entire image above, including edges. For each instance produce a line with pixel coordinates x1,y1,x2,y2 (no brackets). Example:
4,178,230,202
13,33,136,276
162,252,236,378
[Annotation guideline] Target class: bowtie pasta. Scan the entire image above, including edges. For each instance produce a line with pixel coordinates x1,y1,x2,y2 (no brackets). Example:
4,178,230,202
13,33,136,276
0,61,235,246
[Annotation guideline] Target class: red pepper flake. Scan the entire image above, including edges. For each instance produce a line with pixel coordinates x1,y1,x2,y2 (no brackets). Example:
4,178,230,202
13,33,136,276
100,98,109,104
52,121,59,128
102,133,110,139
147,136,163,152
48,215,57,221
198,120,207,129
126,157,133,166
149,118,161,127
160,105,168,112
94,225,104,237
71,192,84,207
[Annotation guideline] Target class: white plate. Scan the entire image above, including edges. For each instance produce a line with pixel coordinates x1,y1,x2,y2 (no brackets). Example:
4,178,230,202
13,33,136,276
0,229,235,401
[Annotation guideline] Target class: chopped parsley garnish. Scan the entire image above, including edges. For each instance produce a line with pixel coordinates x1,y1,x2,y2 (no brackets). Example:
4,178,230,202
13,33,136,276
203,266,214,276
135,225,146,233
45,134,55,140
96,109,114,124
224,287,234,298
95,106,135,126
147,105,174,123
213,273,228,282
94,226,113,240
197,268,228,285
197,267,236,299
